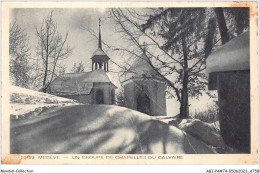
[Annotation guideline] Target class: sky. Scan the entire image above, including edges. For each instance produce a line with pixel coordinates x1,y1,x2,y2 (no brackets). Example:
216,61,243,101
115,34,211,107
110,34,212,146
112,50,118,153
10,8,217,116
11,8,122,71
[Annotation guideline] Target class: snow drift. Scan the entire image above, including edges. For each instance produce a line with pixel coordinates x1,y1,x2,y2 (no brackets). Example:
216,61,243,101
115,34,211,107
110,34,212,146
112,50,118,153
178,119,225,149
10,86,80,119
10,86,217,154
11,104,217,154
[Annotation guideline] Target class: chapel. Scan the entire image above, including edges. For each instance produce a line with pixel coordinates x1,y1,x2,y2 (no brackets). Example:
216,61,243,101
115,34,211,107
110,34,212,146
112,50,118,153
49,19,117,104
49,19,166,116
120,49,167,116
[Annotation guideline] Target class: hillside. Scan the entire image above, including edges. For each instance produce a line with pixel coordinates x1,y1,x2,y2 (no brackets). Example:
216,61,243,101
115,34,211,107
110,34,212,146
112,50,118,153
10,86,80,119
10,86,218,154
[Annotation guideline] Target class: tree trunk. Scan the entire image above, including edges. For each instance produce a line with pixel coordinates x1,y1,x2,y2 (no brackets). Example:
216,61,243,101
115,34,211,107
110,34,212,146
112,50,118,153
42,26,50,93
204,18,217,58
42,61,48,93
214,8,229,45
180,37,189,119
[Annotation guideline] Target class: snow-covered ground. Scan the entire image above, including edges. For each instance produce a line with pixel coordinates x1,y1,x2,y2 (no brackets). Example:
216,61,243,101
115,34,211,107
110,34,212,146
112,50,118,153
10,86,81,119
178,119,225,148
9,86,230,154
11,104,218,154
168,118,236,153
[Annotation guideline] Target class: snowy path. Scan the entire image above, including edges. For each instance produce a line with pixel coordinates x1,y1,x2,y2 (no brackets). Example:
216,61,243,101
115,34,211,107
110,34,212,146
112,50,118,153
11,104,216,154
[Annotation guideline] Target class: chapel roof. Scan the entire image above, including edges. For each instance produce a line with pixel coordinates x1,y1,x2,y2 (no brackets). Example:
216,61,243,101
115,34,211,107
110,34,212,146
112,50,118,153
91,48,109,61
49,69,117,96
92,48,107,56
120,54,164,84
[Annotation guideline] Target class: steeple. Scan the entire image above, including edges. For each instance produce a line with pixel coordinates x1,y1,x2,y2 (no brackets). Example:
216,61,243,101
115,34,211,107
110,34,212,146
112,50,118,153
91,18,110,72
98,18,102,49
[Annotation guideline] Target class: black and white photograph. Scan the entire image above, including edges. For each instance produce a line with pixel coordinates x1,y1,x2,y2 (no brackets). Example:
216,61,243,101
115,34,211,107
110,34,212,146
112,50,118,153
1,1,258,166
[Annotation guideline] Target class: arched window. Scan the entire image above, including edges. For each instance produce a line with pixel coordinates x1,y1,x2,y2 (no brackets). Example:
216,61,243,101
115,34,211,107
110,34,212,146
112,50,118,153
137,91,150,115
96,90,104,104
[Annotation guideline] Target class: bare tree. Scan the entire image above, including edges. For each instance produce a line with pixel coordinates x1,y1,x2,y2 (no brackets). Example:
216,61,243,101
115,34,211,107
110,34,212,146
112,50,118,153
9,22,31,88
108,8,249,118
115,88,126,106
71,61,85,73
108,8,217,118
83,8,248,118
35,11,72,92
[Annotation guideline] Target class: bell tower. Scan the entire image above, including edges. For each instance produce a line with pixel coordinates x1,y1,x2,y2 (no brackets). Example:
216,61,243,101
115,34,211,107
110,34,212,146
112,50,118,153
91,18,109,71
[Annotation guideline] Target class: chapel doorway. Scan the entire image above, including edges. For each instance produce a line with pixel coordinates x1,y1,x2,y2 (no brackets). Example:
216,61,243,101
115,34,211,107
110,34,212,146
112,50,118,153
137,91,151,115
96,90,104,104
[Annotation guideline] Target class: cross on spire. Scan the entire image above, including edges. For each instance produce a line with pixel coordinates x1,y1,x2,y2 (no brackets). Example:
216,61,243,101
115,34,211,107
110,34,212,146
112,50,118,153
98,18,102,49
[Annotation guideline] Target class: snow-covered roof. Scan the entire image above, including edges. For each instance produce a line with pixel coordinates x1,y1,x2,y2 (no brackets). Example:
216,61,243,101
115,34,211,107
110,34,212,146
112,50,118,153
82,69,116,83
121,54,164,84
49,69,116,95
206,31,250,75
92,48,107,56
91,48,109,62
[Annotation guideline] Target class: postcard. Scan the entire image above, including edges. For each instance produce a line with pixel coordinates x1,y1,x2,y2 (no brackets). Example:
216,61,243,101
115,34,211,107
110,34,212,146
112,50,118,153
1,1,258,165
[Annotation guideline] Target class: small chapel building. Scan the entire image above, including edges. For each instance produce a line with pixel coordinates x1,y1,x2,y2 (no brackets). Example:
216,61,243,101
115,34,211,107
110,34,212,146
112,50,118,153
48,19,117,104
121,50,167,116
